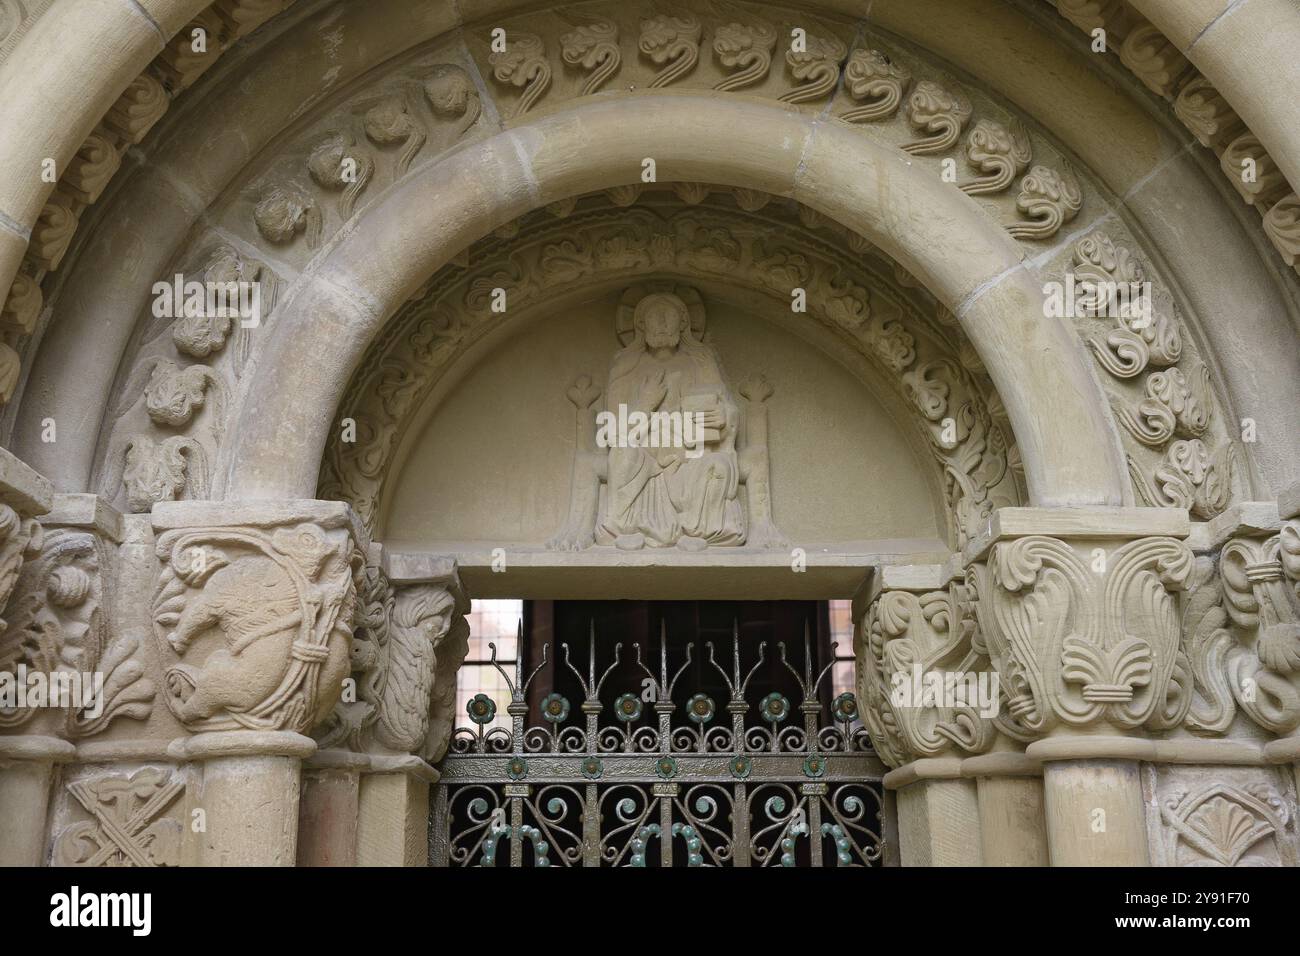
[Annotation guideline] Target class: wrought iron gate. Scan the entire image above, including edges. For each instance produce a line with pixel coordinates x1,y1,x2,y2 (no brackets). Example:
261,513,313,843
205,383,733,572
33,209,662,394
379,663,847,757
430,625,887,867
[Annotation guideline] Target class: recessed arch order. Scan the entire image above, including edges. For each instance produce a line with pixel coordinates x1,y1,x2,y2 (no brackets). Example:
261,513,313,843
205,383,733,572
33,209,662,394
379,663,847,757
216,92,1128,510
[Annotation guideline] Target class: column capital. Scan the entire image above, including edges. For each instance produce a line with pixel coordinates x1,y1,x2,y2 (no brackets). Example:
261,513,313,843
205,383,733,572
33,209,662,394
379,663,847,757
856,571,998,768
149,498,362,736
964,510,1195,742
314,546,470,764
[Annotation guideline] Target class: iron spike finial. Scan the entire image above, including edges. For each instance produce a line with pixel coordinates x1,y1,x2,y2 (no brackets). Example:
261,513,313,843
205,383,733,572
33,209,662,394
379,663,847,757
588,619,597,686
515,618,524,688
732,618,741,688
803,619,813,689
660,618,669,687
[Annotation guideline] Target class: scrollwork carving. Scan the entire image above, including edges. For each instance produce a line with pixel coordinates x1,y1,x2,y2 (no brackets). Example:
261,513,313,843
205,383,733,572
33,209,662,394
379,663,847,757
639,14,700,88
712,19,776,92
840,47,910,123
961,118,1031,196
778,31,845,104
901,80,971,155
1130,439,1233,520
974,534,1193,734
1007,164,1081,240
560,16,621,96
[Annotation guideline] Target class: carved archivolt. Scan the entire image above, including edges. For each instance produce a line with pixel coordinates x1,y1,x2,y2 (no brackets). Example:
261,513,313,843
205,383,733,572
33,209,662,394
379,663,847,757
150,521,355,733
1052,228,1237,519
95,242,275,515
1050,2,1300,276
0,0,293,405
317,190,1024,548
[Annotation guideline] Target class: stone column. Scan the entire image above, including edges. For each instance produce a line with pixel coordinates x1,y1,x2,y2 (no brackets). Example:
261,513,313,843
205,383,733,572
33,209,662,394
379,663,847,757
963,749,1048,866
170,730,315,866
0,448,56,864
356,756,438,867
967,507,1193,866
0,736,74,865
150,500,362,867
884,759,983,866
297,750,367,867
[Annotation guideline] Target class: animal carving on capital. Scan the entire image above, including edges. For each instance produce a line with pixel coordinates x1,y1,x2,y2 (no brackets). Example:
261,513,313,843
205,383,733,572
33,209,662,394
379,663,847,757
548,283,786,552
151,522,355,733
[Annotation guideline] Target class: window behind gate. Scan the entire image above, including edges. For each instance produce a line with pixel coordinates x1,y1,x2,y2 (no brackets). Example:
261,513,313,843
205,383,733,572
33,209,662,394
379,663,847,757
432,600,887,867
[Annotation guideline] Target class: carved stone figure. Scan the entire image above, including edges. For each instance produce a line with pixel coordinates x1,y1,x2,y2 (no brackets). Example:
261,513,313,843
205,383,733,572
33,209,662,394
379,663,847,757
151,522,355,732
549,286,779,551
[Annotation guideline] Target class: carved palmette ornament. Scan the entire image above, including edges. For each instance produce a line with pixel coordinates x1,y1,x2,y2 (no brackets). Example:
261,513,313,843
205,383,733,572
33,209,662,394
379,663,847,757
1160,782,1291,867
151,523,355,733
0,528,153,735
973,535,1193,734
858,583,996,767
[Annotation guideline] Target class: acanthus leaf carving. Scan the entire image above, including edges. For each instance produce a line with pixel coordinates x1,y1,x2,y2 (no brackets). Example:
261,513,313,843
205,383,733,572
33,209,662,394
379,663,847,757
1130,438,1233,520
1006,164,1081,240
560,16,621,96
960,118,1032,196
900,79,971,155
0,527,154,736
711,19,776,92
308,131,375,220
121,435,208,513
840,47,911,123
638,14,700,88
778,31,845,104
489,30,552,116
1118,22,1192,99
1263,193,1300,274
1174,75,1245,151
1116,365,1212,447
1221,134,1289,211
976,534,1193,734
